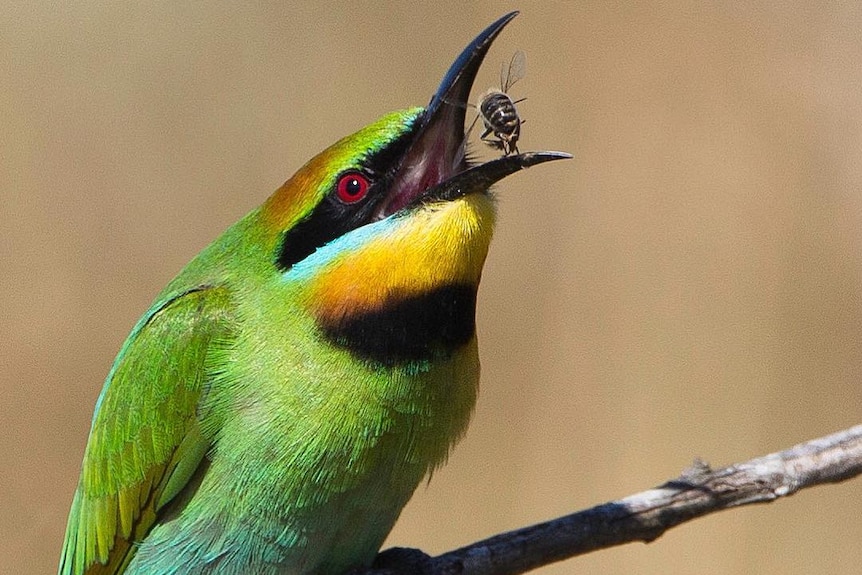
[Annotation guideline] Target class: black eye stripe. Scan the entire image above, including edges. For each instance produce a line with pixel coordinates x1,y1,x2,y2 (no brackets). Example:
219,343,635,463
274,123,419,272
275,172,392,271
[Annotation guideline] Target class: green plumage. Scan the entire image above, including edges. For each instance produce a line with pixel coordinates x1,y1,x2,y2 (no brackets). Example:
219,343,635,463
58,12,566,575
62,286,233,574
60,110,487,575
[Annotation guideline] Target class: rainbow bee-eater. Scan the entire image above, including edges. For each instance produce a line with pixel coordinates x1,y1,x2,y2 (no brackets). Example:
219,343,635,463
58,12,569,575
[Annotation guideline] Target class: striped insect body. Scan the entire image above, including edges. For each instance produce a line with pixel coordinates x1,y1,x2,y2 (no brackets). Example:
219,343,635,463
476,50,526,156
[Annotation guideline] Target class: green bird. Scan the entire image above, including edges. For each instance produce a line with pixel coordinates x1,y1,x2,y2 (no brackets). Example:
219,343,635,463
58,12,568,575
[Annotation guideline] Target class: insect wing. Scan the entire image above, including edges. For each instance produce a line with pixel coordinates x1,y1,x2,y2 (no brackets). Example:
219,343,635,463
502,50,526,92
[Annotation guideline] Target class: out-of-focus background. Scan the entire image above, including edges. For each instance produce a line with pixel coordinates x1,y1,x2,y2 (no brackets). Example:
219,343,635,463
5,2,862,573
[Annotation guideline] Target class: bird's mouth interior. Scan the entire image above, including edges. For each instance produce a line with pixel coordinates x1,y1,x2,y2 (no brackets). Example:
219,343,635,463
377,102,469,219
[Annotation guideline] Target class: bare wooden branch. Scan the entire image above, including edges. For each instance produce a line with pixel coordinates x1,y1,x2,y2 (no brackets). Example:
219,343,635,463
361,424,862,575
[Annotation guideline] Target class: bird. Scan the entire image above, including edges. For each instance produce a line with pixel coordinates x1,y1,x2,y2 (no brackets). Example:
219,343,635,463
58,11,569,575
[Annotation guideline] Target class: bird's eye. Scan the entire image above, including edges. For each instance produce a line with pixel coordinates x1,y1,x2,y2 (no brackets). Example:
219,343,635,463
335,172,370,204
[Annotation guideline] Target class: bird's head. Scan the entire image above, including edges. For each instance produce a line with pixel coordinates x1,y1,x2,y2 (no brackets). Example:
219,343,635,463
239,12,568,367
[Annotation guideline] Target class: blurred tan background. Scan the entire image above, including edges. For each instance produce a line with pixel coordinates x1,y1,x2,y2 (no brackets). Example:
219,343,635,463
4,2,862,573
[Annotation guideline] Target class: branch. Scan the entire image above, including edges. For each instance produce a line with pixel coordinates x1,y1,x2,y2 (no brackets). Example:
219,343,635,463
362,424,862,575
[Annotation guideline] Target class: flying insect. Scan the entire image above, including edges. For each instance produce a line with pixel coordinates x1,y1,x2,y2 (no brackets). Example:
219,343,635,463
475,50,526,155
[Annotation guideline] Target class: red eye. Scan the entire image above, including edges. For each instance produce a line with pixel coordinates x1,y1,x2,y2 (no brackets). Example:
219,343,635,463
336,172,370,204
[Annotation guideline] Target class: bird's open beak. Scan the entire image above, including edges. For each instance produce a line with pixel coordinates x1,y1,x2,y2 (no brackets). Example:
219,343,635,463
381,11,570,217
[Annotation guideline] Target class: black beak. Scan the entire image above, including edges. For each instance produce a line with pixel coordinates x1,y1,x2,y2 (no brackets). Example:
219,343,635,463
422,11,520,147
384,11,570,216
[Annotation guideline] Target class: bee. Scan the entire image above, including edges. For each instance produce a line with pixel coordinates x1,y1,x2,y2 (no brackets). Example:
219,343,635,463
474,50,526,156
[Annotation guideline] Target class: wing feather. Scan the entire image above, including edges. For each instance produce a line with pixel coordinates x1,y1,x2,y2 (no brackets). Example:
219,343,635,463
59,286,234,575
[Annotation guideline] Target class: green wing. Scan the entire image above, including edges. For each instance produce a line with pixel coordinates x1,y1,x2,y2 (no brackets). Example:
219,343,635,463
59,286,234,575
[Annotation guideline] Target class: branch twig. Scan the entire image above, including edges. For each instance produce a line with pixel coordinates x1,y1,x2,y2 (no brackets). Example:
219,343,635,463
363,425,862,575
